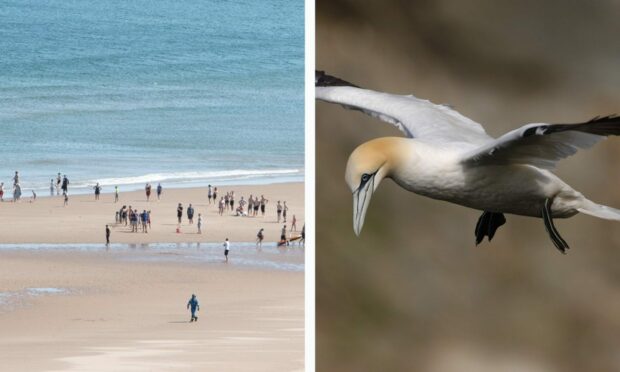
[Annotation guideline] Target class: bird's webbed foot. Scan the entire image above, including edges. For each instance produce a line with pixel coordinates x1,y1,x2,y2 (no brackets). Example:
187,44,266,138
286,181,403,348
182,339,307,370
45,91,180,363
475,211,507,245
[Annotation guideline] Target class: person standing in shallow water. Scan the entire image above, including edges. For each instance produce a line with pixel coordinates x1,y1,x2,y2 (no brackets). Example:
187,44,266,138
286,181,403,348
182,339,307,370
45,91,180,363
56,173,61,195
105,225,111,245
187,294,200,322
157,183,162,200
50,179,54,196
197,213,203,234
223,238,230,263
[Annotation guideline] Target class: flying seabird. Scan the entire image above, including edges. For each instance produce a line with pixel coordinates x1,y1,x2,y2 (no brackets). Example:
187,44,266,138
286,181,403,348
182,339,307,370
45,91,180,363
316,70,620,253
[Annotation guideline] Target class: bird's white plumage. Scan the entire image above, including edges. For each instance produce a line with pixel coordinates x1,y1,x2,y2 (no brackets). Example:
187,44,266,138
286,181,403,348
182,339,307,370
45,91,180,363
316,86,491,145
461,123,604,169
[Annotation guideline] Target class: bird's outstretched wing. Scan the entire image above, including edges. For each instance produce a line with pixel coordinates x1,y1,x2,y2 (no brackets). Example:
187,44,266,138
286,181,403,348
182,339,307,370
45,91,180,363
316,71,491,145
462,116,620,169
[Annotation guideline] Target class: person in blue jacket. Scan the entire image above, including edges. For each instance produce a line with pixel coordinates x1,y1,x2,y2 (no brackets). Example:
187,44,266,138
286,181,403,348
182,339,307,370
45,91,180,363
187,294,200,322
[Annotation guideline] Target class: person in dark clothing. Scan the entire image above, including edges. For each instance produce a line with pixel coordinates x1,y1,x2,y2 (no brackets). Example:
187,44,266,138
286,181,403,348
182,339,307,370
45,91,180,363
105,225,110,245
177,203,183,224
187,204,194,224
187,294,200,322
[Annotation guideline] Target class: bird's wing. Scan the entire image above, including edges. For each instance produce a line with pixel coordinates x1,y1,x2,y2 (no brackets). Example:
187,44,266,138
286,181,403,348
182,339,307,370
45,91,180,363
461,116,620,170
316,71,491,145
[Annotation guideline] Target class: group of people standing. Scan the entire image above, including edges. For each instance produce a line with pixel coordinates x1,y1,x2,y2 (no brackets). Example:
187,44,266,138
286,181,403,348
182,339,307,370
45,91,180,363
116,205,151,233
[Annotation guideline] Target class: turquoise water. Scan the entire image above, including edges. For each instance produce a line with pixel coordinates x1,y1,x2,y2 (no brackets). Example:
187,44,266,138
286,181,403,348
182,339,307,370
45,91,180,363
0,0,304,193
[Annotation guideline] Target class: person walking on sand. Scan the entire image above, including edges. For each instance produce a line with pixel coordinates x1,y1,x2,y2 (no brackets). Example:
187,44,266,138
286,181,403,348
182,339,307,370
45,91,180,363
224,193,230,211
230,192,235,211
63,192,69,207
291,214,297,232
0,182,4,202
56,173,61,195
187,204,194,224
197,213,203,234
213,187,218,202
208,184,213,204
256,228,264,248
177,203,183,224
50,179,54,196
276,201,282,223
223,238,230,263
283,201,288,222
141,210,148,233
157,183,162,200
147,210,152,229
145,183,152,201
105,225,111,245
218,197,224,216
187,294,200,322
114,186,119,203
94,183,101,200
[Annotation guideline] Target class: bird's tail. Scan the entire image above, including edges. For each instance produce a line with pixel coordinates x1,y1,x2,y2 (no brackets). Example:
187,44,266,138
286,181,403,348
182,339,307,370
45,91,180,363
578,199,620,221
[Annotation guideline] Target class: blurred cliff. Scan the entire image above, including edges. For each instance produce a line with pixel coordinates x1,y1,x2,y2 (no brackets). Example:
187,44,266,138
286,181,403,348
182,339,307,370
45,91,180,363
317,1,620,371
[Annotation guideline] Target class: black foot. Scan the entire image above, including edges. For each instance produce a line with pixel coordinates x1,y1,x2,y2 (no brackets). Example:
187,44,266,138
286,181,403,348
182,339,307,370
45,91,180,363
475,211,507,245
542,198,570,254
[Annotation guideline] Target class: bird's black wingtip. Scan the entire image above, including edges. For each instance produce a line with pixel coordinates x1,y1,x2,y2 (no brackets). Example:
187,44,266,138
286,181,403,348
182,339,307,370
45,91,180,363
315,70,358,88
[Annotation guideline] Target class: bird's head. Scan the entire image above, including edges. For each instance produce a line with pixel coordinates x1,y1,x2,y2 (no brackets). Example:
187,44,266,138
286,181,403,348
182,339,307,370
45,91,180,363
345,137,410,236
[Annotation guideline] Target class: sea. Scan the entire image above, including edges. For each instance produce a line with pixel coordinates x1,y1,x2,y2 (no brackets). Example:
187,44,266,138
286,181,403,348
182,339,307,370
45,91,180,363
0,0,304,195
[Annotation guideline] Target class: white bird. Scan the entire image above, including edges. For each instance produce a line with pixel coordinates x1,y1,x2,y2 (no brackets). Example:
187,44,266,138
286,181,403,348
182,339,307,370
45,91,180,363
316,70,620,253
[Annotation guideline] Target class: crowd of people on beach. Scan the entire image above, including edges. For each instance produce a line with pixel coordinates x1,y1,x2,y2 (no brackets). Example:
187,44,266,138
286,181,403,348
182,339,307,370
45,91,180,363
3,173,305,252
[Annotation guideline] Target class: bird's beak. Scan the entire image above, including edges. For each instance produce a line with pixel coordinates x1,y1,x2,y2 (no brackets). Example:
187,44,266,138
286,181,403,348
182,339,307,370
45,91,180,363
352,175,375,236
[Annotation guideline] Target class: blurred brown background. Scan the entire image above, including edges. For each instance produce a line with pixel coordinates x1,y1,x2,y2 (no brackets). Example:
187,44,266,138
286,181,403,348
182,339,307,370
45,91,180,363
316,1,620,371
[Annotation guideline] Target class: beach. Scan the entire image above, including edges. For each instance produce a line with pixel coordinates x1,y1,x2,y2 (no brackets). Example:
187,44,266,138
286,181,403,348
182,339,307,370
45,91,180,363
0,182,304,244
0,181,305,370
0,246,304,371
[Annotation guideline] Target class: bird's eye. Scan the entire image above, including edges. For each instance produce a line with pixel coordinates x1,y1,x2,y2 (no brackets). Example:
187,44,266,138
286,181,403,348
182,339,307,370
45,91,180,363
361,173,370,183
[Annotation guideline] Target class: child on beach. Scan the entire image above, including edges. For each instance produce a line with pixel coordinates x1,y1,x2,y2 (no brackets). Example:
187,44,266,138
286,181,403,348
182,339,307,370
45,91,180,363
114,186,119,203
223,238,230,262
197,213,202,234
63,192,68,206
218,197,224,216
157,183,162,200
187,294,200,322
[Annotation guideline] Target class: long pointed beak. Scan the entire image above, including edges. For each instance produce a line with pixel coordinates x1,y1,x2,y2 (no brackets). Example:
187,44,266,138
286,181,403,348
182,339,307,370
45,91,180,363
352,175,375,236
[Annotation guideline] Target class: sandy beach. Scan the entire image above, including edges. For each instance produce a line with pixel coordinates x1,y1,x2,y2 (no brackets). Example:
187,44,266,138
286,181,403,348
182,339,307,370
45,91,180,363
0,181,305,371
0,246,304,371
0,182,304,244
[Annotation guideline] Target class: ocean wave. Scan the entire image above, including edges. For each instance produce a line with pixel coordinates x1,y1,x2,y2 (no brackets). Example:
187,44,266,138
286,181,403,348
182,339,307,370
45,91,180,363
71,169,301,188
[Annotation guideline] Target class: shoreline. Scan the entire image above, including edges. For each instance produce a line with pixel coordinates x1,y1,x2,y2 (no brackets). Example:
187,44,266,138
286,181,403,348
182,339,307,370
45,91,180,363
0,181,304,245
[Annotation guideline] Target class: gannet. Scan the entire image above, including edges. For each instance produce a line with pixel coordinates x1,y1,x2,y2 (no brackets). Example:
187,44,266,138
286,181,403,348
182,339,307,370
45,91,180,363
316,70,620,253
